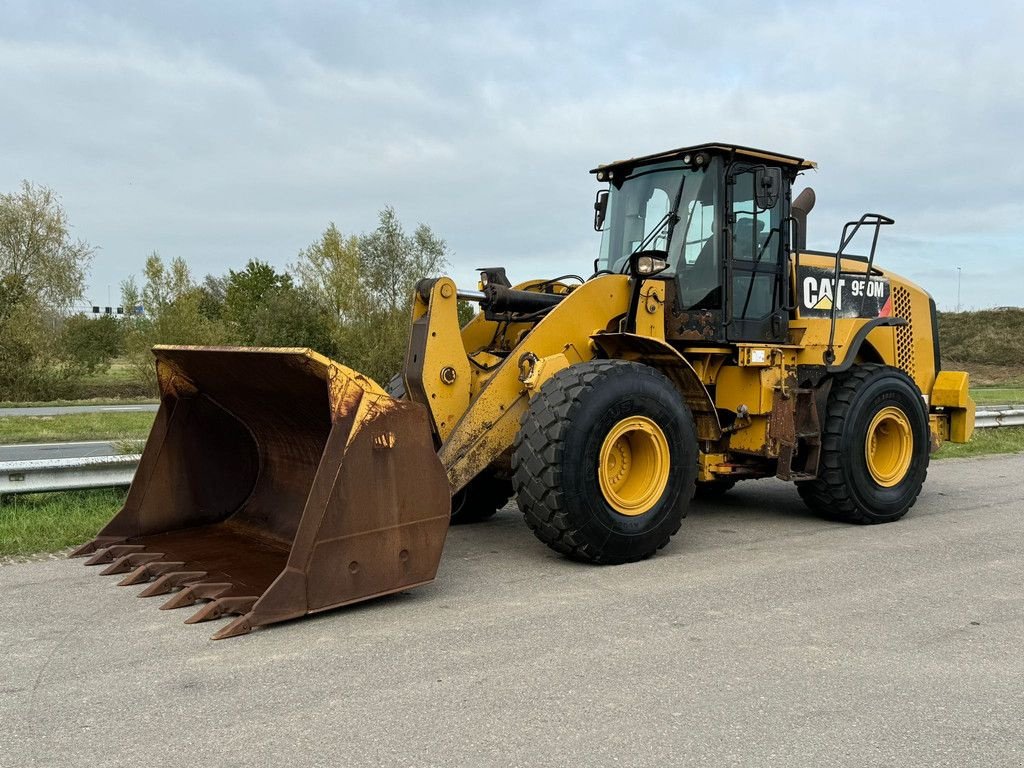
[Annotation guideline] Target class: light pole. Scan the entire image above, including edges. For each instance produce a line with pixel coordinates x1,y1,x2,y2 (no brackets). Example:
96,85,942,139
956,266,962,313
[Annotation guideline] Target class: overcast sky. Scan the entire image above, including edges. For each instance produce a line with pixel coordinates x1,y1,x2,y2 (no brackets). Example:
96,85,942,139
3,0,1021,311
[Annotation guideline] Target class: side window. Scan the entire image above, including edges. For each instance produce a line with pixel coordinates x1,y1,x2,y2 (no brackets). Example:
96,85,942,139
682,198,716,265
729,167,784,328
672,168,721,310
731,172,778,265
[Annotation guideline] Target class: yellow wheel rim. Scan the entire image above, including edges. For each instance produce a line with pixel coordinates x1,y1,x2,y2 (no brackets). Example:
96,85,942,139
864,406,914,487
598,416,671,516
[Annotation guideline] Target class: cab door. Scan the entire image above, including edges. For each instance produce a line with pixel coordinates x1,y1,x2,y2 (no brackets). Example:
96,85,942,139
725,164,789,343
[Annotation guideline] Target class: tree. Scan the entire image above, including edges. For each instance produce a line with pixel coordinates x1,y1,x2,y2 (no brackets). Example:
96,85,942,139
291,223,362,320
59,314,123,375
358,206,448,315
196,274,228,321
291,207,451,384
222,259,334,350
120,253,228,390
0,182,95,399
0,181,93,311
224,259,293,333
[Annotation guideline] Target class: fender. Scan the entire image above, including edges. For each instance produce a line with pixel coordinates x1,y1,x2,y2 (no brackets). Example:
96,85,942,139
825,316,908,373
590,332,722,441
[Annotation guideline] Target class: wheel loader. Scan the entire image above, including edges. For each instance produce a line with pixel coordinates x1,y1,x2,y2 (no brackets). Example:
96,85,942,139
72,142,975,639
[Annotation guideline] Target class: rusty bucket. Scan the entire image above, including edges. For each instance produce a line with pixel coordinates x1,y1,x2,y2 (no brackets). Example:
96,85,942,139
70,346,451,639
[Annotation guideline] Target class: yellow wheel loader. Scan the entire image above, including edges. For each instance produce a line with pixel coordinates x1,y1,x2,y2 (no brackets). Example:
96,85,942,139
72,143,975,638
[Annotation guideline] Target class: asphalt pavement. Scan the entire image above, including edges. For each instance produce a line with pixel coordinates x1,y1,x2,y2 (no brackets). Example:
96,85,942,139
1,454,1022,767
0,440,118,462
0,403,158,417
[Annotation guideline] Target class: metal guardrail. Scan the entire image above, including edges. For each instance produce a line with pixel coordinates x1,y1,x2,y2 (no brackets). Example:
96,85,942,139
974,405,1024,429
0,454,141,495
0,405,1021,495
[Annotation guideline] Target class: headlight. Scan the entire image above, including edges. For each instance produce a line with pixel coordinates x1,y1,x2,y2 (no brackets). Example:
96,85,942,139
636,255,668,275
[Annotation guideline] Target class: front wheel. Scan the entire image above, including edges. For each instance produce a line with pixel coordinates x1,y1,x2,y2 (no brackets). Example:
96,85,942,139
512,360,697,564
797,364,930,524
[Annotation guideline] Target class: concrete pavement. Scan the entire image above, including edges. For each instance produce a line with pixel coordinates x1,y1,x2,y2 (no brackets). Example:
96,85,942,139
1,454,1021,767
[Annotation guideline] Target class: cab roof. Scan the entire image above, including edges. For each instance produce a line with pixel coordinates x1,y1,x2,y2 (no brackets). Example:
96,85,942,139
590,142,817,175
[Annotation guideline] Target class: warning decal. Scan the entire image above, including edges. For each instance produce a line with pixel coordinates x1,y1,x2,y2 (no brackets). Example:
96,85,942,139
797,265,891,319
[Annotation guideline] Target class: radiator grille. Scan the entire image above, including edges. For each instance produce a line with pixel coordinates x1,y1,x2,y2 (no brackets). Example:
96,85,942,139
892,286,915,377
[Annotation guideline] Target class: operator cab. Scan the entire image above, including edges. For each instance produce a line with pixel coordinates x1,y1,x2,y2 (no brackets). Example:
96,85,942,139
592,143,815,344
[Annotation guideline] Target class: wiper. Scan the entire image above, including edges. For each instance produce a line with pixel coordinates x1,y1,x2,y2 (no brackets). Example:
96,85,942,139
618,211,679,273
619,174,688,273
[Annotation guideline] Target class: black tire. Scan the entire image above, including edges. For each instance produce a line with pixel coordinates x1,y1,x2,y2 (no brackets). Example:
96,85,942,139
797,364,929,524
512,360,697,564
450,473,514,525
694,479,736,499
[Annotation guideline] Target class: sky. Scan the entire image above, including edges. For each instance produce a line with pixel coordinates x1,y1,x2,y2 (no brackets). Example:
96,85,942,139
2,0,1022,311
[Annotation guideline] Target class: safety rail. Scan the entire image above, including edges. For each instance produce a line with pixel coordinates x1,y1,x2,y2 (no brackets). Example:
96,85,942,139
1,407,1022,496
1,454,140,495
974,405,1024,429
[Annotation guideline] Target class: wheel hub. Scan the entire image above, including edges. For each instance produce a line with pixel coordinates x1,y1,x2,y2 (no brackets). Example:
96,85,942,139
598,416,671,516
864,406,913,487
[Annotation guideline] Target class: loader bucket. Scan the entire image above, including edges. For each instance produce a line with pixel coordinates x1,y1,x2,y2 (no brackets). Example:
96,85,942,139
70,346,451,640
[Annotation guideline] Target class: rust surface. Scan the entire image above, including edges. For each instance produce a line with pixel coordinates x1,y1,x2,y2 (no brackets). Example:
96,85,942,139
72,346,451,640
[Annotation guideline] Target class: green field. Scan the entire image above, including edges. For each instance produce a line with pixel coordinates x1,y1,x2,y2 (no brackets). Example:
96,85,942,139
934,426,1024,460
0,411,155,444
971,388,1024,405
0,488,126,557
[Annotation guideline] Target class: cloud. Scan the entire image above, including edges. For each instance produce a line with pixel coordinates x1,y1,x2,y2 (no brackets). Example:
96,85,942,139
0,0,1021,310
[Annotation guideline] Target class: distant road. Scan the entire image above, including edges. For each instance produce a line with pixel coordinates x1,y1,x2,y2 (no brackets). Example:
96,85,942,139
0,404,158,417
0,440,118,462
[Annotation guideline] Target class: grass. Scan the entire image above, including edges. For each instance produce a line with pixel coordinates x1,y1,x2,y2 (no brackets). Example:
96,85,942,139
971,388,1024,405
0,488,125,557
934,426,1024,460
0,411,155,444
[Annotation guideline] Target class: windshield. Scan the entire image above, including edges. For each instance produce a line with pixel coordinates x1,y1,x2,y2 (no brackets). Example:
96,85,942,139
597,161,718,277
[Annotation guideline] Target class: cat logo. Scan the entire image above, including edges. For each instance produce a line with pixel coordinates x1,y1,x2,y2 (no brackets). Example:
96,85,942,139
803,276,844,311
797,266,891,319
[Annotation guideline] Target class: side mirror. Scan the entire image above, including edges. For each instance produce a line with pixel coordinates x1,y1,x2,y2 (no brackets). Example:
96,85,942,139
593,190,609,231
754,168,782,210
629,249,670,278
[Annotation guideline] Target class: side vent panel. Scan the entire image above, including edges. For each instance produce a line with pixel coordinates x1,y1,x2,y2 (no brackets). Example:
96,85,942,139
892,286,916,378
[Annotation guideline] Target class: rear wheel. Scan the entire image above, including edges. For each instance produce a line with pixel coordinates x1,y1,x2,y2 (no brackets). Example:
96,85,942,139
386,372,508,524
450,473,514,525
797,364,929,524
512,360,697,564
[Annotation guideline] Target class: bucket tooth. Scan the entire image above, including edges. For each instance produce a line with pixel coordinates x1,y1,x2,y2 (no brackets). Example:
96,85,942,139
210,613,255,641
99,552,164,576
69,536,125,558
83,544,147,566
137,571,207,597
118,561,185,586
185,596,257,625
159,583,232,611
